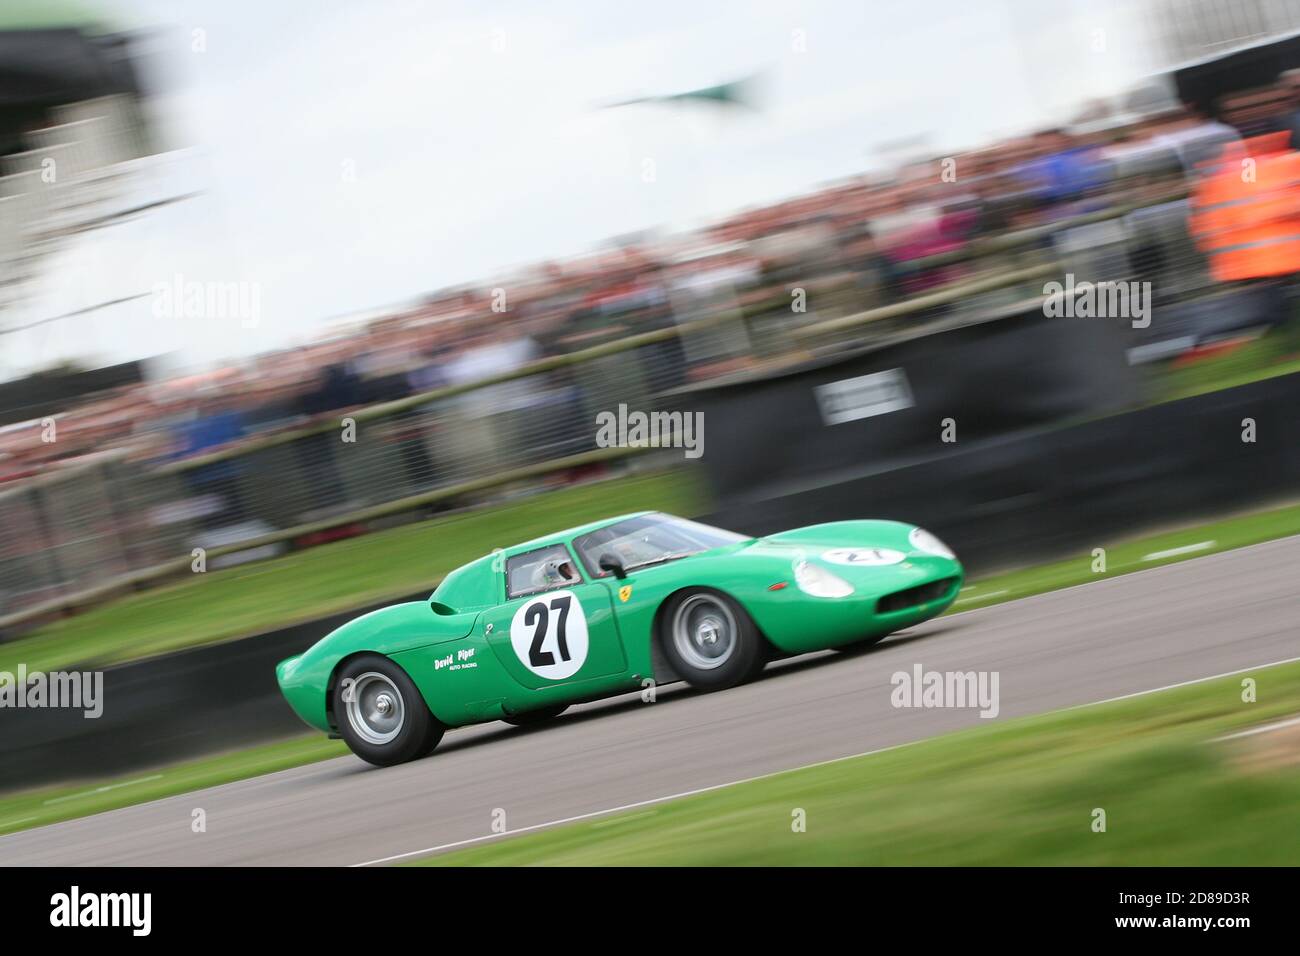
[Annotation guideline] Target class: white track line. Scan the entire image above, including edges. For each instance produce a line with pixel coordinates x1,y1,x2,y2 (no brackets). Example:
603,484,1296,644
1068,657,1300,709
954,589,1008,605
351,653,1300,866
934,535,1293,623
350,740,915,866
41,774,163,807
1214,714,1300,741
1142,541,1215,561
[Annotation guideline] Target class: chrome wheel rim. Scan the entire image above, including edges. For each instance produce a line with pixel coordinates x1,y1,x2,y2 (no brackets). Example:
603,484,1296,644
672,595,737,671
345,672,405,745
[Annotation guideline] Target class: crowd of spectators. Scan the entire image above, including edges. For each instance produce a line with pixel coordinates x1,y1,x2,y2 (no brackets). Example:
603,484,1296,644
7,73,1300,487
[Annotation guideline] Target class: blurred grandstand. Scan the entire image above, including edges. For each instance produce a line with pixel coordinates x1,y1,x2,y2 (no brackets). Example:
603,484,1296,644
4,1,1300,635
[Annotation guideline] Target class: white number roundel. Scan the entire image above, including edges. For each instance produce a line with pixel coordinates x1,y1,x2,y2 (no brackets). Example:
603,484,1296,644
820,547,906,566
509,590,589,680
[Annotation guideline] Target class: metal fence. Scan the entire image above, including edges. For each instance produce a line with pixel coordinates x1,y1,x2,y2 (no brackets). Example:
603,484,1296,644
0,318,738,627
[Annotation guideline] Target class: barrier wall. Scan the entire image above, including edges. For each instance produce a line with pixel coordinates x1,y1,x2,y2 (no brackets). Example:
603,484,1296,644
699,370,1300,570
685,305,1141,501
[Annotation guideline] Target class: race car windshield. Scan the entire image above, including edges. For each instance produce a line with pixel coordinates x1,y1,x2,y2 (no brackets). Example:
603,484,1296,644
574,514,748,576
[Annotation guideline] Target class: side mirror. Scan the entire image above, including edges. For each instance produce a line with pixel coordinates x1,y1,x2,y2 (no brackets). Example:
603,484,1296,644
598,553,627,580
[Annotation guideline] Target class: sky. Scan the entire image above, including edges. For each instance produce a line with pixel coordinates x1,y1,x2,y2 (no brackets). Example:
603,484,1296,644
2,0,1160,379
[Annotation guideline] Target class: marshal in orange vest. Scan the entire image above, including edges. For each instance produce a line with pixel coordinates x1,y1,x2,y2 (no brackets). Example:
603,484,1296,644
1191,132,1300,281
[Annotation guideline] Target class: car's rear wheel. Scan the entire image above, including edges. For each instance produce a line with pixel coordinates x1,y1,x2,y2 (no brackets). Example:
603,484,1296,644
502,704,569,726
661,589,766,690
333,654,443,766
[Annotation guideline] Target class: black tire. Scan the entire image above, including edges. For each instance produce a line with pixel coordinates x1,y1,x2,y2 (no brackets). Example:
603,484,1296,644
659,588,766,690
333,653,444,767
501,704,569,727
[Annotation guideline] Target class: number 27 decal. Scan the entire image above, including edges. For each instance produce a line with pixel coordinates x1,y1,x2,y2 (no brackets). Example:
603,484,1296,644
524,594,571,666
509,589,590,680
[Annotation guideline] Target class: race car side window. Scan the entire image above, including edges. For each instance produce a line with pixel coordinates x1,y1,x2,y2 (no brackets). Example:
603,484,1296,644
506,544,583,599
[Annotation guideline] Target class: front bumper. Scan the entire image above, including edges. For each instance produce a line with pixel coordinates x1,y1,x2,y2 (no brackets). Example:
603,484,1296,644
276,654,332,733
750,556,963,653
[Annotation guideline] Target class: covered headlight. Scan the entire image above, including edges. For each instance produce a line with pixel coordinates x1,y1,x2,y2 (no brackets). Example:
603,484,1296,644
908,527,955,559
793,559,854,598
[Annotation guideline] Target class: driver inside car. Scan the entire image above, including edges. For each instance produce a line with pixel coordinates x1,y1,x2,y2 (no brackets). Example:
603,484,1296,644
531,557,578,590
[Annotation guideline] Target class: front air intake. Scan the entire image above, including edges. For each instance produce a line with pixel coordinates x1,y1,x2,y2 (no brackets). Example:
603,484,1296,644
876,577,957,613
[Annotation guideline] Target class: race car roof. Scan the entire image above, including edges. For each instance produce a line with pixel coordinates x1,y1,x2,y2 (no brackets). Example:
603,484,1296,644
503,510,658,556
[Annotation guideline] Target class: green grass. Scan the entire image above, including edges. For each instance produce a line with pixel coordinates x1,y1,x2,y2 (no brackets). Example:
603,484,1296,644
0,735,347,836
943,498,1300,614
0,470,702,676
415,661,1300,865
1153,325,1300,404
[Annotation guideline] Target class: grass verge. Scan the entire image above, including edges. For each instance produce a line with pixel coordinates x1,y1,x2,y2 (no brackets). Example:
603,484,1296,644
414,660,1300,865
1154,327,1300,404
944,499,1300,613
0,735,347,836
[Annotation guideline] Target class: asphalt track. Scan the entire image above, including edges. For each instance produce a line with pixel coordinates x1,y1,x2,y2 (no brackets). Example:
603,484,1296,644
2,536,1297,866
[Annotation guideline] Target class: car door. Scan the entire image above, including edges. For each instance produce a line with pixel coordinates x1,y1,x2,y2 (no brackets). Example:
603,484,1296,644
482,543,629,690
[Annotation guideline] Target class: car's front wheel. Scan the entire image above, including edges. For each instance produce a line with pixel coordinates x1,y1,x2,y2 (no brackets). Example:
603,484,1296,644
660,588,766,690
333,654,444,767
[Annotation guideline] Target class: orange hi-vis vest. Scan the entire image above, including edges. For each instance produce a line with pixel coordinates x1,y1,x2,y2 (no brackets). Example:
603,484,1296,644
1191,131,1300,280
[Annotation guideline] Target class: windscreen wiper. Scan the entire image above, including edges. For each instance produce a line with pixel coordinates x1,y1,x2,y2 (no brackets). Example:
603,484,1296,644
624,551,695,571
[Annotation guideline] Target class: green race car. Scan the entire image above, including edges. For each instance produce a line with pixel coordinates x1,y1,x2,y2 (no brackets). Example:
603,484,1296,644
276,512,963,765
